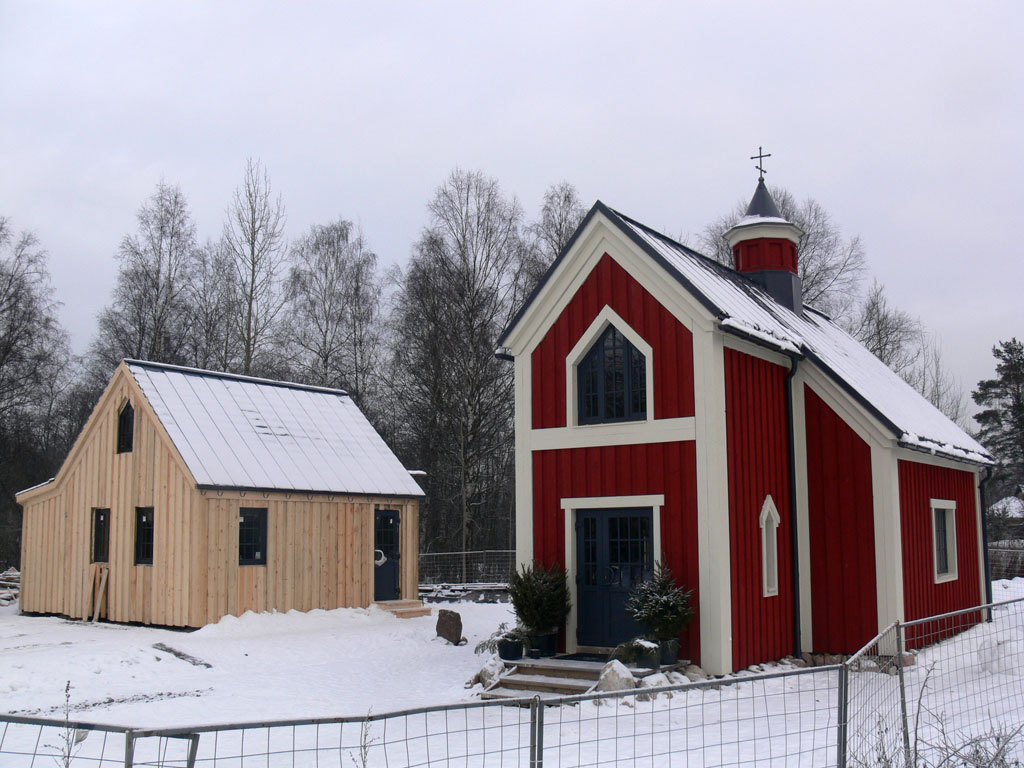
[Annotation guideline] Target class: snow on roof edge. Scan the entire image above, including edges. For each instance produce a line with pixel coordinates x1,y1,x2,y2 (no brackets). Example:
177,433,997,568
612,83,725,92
123,359,349,397
15,477,55,497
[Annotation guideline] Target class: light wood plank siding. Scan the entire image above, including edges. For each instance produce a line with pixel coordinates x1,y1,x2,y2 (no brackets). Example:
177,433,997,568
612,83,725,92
18,363,420,627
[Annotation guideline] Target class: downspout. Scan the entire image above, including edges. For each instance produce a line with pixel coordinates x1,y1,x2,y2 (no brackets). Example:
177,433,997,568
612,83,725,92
784,352,802,659
979,466,994,613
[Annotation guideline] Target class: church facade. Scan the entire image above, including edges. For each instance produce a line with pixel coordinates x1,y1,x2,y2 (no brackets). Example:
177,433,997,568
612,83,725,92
497,179,991,675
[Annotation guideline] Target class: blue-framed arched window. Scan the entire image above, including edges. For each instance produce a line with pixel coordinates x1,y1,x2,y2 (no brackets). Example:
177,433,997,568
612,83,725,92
577,325,647,424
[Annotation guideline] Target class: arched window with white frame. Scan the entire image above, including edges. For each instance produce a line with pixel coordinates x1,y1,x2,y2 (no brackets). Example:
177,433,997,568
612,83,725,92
760,495,781,597
577,324,647,424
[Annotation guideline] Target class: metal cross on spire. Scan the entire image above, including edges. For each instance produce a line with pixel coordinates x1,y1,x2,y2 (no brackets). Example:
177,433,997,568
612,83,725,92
750,146,771,181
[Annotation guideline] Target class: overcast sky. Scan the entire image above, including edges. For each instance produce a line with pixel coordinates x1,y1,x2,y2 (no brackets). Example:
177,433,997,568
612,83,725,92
2,2,1020,404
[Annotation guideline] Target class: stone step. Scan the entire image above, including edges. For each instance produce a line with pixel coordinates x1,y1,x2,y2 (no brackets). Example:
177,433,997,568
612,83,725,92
479,686,563,703
506,657,608,680
505,657,686,680
497,673,594,695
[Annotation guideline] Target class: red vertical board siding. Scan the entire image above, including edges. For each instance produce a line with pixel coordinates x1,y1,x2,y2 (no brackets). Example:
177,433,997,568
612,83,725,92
898,460,981,647
804,386,878,653
725,349,794,669
531,254,694,428
532,442,701,664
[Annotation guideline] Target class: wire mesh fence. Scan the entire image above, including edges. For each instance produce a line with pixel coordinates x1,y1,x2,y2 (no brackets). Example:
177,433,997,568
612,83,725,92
538,666,839,767
2,595,1022,767
418,549,516,586
841,621,906,766
0,714,136,767
989,544,1024,580
900,597,1024,766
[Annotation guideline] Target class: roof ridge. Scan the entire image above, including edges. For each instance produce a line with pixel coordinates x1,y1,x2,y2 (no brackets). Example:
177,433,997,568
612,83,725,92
123,359,349,397
607,206,840,321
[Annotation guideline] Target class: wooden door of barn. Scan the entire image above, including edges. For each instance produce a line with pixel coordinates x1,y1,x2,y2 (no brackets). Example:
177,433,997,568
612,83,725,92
374,508,401,601
576,508,653,648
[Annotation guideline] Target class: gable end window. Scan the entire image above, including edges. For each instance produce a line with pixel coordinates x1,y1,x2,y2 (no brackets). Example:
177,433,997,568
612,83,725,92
239,508,268,566
135,507,154,565
117,402,134,453
577,325,647,424
759,495,781,597
92,508,110,564
931,499,957,583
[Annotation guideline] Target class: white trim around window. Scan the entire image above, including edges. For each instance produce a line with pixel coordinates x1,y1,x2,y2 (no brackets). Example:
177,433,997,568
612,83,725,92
561,494,665,653
565,306,655,428
930,498,958,584
759,495,781,598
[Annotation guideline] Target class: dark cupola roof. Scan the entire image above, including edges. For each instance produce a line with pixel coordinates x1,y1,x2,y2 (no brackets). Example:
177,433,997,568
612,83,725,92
745,178,783,219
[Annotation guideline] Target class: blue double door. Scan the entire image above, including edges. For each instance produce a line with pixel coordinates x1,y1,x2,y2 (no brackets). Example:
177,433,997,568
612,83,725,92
576,507,654,649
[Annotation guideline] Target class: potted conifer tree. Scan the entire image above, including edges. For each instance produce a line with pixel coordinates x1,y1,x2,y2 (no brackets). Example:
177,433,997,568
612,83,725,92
626,561,694,665
507,561,571,657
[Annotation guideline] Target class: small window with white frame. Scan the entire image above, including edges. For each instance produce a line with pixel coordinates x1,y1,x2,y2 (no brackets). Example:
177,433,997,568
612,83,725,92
759,495,780,597
931,498,957,583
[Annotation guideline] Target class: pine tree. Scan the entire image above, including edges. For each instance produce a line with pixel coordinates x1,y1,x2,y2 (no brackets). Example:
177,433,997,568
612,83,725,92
972,338,1024,500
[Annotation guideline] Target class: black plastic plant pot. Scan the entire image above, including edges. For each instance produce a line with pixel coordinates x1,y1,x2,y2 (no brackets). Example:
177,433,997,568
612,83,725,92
532,632,558,657
497,637,524,661
659,638,680,666
638,645,661,670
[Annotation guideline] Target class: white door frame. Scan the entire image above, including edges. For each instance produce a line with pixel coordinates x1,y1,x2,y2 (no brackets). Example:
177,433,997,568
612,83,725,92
560,494,665,653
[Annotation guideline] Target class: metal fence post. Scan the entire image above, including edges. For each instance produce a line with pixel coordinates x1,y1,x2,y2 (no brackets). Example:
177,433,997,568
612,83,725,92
529,695,544,768
895,623,913,767
185,733,200,768
836,663,848,768
124,732,136,768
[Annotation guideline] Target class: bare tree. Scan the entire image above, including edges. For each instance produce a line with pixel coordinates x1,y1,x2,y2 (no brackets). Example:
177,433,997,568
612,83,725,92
223,158,287,375
846,282,967,423
700,186,866,321
0,218,70,569
0,219,67,418
284,218,383,403
849,281,923,379
91,182,197,372
389,169,523,553
521,181,587,294
910,337,968,428
184,239,240,371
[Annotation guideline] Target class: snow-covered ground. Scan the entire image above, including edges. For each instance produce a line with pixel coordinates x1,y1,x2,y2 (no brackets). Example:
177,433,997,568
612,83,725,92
0,599,515,726
1,580,1022,766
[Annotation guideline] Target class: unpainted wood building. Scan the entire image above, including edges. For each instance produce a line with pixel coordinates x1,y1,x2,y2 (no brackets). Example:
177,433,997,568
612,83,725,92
16,360,425,627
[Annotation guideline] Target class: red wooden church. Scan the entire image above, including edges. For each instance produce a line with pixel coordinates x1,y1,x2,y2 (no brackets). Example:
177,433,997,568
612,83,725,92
497,174,992,675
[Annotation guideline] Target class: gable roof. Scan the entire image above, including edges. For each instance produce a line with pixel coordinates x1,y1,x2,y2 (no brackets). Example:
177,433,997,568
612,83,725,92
501,201,990,466
126,360,424,497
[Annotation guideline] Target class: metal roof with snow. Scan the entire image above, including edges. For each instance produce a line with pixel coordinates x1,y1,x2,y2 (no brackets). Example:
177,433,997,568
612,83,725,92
500,201,991,466
126,360,424,497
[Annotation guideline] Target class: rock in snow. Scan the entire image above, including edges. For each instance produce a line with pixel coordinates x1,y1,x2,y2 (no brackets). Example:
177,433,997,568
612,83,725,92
591,660,636,693
477,656,506,689
436,609,464,645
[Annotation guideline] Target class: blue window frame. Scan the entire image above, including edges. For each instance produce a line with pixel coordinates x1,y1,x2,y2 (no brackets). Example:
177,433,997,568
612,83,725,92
577,325,647,424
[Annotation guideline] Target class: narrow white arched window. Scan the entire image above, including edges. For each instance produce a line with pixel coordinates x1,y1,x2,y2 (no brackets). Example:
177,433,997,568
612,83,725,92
759,495,781,597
